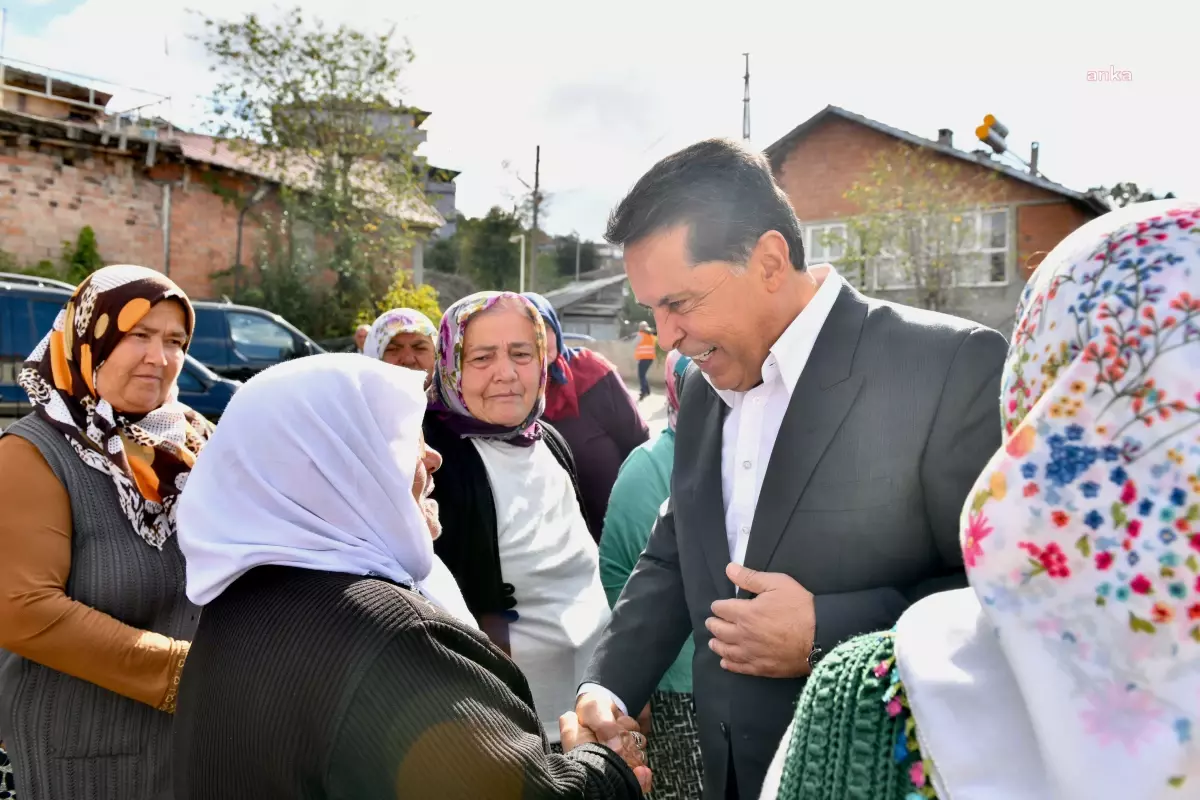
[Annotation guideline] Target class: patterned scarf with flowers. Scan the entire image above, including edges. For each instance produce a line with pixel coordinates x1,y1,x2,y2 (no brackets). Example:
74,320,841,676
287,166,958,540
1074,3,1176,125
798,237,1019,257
893,200,1200,799
14,264,213,549
429,291,548,447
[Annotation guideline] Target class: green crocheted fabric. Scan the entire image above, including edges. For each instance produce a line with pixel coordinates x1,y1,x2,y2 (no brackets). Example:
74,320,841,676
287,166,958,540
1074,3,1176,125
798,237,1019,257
775,632,936,800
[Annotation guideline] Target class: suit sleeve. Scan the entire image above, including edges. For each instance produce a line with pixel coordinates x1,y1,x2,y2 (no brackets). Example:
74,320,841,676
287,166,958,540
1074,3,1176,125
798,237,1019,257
582,495,692,715
919,326,1007,569
812,327,1007,654
326,619,643,800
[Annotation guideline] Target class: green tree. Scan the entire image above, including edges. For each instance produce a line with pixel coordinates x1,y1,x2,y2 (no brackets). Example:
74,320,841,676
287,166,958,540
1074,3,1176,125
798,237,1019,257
198,7,427,338
63,226,105,284
1096,182,1175,208
831,144,1002,312
359,270,441,325
553,236,597,278
426,235,461,275
459,207,524,291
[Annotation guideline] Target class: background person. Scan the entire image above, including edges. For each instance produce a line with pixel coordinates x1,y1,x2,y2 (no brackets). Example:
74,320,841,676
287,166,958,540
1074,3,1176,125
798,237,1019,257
525,291,649,542
363,307,438,385
424,292,613,750
172,354,652,799
0,265,213,800
633,322,657,400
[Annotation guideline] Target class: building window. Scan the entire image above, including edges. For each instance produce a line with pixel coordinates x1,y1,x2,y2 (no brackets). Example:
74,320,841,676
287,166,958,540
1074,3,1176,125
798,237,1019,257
804,223,847,265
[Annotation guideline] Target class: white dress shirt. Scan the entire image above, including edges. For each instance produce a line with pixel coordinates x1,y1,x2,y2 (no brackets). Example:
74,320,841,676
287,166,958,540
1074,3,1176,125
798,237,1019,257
580,265,843,715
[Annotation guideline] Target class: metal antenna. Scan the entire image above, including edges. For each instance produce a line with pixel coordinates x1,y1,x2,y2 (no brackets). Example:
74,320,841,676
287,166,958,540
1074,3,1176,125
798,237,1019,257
742,53,751,141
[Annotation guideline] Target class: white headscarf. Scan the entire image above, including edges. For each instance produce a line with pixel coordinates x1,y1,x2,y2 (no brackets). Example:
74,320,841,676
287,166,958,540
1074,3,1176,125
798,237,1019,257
176,352,476,629
896,200,1200,798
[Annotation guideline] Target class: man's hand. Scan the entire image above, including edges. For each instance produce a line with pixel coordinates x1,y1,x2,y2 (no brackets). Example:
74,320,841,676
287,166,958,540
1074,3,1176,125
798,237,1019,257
560,711,653,794
705,563,816,678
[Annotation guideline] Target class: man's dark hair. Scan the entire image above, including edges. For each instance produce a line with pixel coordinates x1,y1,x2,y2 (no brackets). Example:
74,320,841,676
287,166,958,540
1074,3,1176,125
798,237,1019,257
605,138,806,270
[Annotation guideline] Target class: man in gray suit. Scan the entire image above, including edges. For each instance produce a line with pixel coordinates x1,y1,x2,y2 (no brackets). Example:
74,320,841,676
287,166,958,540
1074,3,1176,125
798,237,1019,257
573,139,1007,799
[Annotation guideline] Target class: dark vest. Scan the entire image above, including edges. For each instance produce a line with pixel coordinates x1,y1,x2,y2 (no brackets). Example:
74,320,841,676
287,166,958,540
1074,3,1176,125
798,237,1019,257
0,414,200,800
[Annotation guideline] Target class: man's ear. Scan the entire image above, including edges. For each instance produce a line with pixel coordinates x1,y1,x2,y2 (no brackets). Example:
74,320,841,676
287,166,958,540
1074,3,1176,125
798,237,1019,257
752,230,793,290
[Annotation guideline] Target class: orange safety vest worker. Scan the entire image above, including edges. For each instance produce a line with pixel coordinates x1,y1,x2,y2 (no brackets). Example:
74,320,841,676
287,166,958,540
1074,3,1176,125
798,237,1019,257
634,330,657,361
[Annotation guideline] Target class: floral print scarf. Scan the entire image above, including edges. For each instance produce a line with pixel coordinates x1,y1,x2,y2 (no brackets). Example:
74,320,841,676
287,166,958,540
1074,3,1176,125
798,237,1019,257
895,200,1200,798
429,291,548,447
362,307,436,361
16,265,213,549
664,350,691,433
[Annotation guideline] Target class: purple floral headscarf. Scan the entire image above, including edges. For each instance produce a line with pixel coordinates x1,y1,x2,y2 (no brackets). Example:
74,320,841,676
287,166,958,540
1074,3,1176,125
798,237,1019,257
363,308,436,361
430,291,548,447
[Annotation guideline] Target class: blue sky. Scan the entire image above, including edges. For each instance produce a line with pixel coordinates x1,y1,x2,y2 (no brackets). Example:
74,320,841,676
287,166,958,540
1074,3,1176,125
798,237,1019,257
3,0,1196,241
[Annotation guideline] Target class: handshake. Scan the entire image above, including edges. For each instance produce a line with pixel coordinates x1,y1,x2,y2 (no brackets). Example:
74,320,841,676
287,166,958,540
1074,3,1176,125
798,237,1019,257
559,693,653,795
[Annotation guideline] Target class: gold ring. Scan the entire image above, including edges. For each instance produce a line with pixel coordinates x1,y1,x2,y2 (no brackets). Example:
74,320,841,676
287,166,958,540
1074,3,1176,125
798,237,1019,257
631,732,646,749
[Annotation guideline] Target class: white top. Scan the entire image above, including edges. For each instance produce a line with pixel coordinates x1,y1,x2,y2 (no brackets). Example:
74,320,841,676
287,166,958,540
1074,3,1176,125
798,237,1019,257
709,264,843,566
473,437,612,743
580,265,843,715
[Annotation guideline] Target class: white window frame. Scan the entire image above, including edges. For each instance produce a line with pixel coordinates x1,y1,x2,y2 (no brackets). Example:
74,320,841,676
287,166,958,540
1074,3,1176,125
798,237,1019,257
953,208,1010,288
803,223,848,266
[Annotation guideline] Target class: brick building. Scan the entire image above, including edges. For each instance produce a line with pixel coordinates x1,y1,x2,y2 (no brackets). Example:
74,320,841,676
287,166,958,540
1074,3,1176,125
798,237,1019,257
0,64,445,301
765,105,1110,331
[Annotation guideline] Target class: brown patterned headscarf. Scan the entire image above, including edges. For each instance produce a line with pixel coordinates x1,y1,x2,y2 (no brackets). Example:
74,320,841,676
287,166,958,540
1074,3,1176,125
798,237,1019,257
17,265,214,549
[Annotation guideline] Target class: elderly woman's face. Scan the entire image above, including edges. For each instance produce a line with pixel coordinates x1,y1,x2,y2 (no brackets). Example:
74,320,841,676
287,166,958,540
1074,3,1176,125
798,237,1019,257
412,434,443,539
460,306,540,426
384,332,436,381
95,299,188,415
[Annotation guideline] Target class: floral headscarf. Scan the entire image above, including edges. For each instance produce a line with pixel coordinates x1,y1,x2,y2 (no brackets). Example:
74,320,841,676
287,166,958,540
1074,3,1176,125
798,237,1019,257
522,292,577,384
362,307,437,361
895,200,1200,798
430,291,548,447
16,264,213,548
665,350,691,433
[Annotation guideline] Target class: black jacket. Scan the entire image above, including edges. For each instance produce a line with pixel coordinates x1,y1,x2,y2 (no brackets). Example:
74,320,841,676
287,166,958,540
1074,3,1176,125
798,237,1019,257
173,566,642,799
424,414,590,653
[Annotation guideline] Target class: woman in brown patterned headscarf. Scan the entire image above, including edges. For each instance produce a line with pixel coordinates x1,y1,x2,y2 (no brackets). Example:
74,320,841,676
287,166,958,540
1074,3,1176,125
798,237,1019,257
0,265,213,800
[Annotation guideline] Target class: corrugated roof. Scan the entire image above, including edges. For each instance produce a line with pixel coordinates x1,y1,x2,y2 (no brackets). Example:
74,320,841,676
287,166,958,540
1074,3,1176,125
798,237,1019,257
541,273,628,310
176,131,445,229
764,105,1111,216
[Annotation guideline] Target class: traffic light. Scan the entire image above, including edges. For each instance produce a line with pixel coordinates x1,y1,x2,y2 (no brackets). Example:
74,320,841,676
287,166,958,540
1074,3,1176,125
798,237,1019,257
975,114,1009,155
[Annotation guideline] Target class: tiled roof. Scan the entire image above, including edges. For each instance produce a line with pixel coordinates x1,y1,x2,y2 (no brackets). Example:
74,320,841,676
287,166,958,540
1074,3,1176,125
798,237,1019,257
542,273,628,310
764,105,1111,216
175,132,445,229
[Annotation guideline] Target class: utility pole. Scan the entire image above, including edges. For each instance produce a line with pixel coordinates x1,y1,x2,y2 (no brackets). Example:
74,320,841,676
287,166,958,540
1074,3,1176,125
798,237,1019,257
742,53,751,141
574,232,582,281
530,145,541,292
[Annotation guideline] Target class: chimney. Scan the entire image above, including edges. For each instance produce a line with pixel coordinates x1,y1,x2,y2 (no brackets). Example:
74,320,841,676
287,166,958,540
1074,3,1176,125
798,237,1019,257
937,128,953,148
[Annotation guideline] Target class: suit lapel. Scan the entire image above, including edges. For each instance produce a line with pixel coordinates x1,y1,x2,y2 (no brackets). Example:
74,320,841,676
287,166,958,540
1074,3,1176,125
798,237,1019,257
742,284,869,575
688,394,734,596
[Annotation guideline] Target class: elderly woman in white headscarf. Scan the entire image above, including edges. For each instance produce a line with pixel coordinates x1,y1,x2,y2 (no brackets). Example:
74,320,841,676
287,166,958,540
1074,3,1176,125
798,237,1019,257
761,199,1200,799
170,353,652,799
363,307,438,385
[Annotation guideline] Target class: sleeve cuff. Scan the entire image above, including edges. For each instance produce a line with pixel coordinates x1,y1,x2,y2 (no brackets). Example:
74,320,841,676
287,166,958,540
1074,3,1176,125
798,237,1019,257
577,682,629,716
157,639,191,714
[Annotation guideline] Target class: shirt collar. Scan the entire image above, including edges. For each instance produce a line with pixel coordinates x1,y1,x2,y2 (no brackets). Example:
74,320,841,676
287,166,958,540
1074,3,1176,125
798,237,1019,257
708,264,844,408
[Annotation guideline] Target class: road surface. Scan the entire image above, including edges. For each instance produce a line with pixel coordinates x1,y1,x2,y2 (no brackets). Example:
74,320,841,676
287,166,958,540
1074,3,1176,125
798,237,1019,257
627,381,668,438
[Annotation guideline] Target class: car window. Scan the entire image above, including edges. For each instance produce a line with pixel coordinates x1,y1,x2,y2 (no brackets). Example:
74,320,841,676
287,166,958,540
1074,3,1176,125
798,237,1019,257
188,308,229,366
175,367,205,393
227,311,298,361
3,296,35,358
30,299,63,342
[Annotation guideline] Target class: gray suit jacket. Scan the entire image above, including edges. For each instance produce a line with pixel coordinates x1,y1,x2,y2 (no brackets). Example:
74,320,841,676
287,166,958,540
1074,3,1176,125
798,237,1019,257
582,281,1008,799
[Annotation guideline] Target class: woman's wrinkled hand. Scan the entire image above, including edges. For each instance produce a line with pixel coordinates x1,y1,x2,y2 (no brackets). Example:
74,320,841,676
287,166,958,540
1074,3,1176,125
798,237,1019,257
560,712,652,794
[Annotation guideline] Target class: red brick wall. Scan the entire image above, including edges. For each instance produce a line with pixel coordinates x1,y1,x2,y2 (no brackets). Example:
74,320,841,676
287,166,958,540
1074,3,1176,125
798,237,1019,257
770,116,1098,283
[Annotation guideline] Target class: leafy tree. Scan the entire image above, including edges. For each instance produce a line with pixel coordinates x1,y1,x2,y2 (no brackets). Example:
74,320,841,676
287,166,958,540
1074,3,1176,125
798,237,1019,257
63,226,105,284
459,207,524,291
359,270,441,326
426,235,461,274
197,7,427,337
1096,182,1175,208
831,144,1002,312
553,236,597,277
